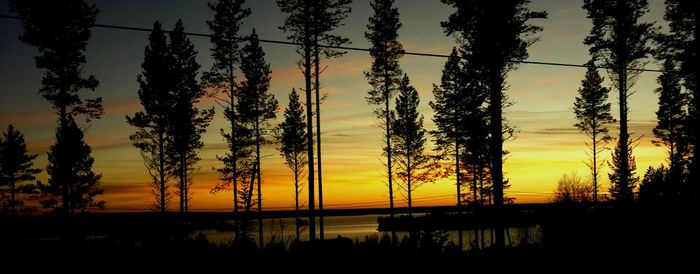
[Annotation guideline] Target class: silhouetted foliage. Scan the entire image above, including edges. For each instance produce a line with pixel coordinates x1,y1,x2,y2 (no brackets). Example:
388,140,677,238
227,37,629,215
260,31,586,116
10,0,104,215
127,21,174,212
166,20,215,213
608,139,639,203
442,0,547,207
391,75,437,215
573,60,615,203
431,48,489,206
0,125,40,214
365,0,404,217
203,0,252,238
238,30,278,247
276,88,308,240
583,0,656,203
277,0,317,241
638,165,672,203
39,118,104,213
553,172,593,203
9,0,103,127
662,0,700,199
653,58,689,194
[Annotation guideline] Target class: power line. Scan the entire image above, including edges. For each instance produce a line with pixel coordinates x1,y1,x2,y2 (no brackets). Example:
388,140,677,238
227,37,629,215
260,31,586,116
0,14,662,73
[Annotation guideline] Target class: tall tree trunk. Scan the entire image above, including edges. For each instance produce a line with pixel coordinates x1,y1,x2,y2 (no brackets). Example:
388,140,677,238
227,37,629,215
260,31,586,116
255,111,263,248
10,177,15,215
618,64,630,202
488,71,505,248
314,32,325,241
159,131,166,212
407,142,412,217
294,157,300,240
384,61,394,219
303,0,316,242
592,127,598,204
456,141,461,206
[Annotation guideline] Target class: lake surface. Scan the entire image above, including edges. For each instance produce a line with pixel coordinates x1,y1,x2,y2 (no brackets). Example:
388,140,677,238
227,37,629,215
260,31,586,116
198,214,542,250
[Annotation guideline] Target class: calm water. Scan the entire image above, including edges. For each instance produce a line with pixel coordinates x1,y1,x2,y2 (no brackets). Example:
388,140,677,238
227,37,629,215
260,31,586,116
197,215,542,250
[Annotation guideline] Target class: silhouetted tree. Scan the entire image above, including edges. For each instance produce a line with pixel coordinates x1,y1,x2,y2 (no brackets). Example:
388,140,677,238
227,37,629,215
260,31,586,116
573,59,615,203
277,0,317,241
365,0,404,219
653,58,689,197
608,140,639,202
10,0,104,215
442,0,546,248
392,75,436,216
442,0,546,208
203,0,251,236
238,30,278,248
310,0,352,241
166,20,214,213
277,88,308,240
39,118,104,213
583,0,656,203
127,21,174,212
9,0,103,129
638,165,669,203
0,125,40,215
553,172,593,203
431,48,489,207
663,0,700,199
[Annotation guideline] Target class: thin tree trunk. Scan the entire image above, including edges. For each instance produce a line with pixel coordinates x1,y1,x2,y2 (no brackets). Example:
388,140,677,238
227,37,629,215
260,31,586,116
592,127,598,204
10,177,15,215
407,142,412,217
618,64,630,202
314,32,325,241
294,157,300,240
384,61,394,219
159,131,166,212
489,72,505,248
303,0,316,242
255,109,263,248
456,141,461,206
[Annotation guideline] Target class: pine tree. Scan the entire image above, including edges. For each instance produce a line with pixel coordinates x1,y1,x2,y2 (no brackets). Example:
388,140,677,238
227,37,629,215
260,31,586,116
583,0,656,203
573,60,615,203
432,48,490,207
203,0,251,236
662,0,699,200
392,75,436,216
442,0,546,247
310,0,352,241
9,0,103,129
10,0,104,215
277,88,308,240
39,118,104,213
127,21,174,212
653,58,689,197
365,0,404,219
238,30,278,248
167,20,215,213
0,125,40,215
277,0,317,241
608,139,639,203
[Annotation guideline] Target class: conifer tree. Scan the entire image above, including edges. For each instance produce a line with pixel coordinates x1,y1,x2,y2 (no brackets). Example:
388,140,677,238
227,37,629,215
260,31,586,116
0,125,40,215
573,60,615,203
365,0,404,218
167,20,214,213
277,88,308,240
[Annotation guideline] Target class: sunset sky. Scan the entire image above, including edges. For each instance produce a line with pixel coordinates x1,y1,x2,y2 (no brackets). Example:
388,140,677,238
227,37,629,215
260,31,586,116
0,0,669,211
